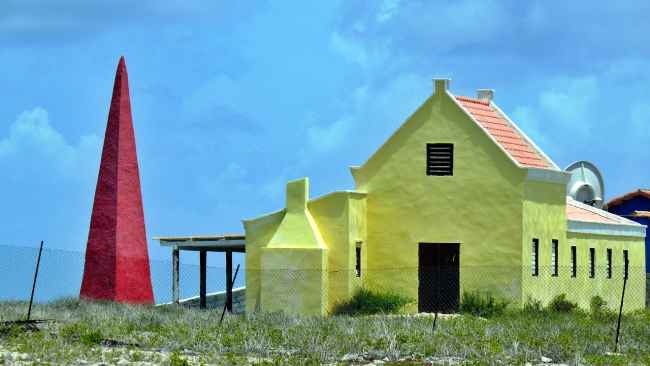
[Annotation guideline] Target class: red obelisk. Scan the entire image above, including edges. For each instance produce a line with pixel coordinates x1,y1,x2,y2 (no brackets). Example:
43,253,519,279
80,56,154,304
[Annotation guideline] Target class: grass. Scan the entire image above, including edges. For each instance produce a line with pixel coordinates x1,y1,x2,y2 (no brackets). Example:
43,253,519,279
0,298,650,365
459,290,509,318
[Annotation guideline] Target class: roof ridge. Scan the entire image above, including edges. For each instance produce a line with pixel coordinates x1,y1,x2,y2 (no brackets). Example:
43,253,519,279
455,95,490,106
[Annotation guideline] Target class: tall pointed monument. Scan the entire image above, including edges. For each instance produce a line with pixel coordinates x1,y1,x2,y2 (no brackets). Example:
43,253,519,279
80,56,154,304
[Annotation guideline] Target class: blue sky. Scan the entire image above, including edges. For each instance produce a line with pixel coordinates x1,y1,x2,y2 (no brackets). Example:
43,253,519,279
2,1,649,263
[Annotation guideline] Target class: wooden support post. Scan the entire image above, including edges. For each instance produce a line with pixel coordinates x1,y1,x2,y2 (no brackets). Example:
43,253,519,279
226,251,233,312
200,250,207,309
172,247,180,304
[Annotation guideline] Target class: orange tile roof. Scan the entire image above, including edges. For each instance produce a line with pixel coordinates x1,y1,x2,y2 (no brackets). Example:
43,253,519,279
455,96,551,169
566,197,641,225
605,189,650,208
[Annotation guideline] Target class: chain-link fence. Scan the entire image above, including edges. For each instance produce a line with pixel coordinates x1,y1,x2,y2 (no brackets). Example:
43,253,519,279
0,244,244,304
246,265,647,314
1,245,647,314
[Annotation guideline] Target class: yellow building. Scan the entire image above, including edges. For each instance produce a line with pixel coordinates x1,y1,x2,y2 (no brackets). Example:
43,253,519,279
243,79,646,315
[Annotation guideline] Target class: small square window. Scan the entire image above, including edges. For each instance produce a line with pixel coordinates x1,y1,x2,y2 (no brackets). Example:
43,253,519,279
426,143,453,176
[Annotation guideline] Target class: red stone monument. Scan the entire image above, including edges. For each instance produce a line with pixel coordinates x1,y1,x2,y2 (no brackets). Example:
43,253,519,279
80,57,154,304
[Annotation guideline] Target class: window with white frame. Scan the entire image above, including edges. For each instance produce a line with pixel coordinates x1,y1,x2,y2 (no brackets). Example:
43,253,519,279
589,248,596,278
551,239,559,277
570,246,577,278
532,239,539,276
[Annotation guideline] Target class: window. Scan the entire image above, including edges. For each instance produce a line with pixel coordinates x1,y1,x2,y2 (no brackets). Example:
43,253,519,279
532,239,539,276
426,143,453,176
571,246,577,278
355,241,362,277
623,250,629,279
606,248,612,279
589,248,595,278
551,239,559,277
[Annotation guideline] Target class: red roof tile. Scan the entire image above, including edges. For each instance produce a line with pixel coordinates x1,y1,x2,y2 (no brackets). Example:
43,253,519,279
455,96,551,169
605,189,650,208
567,197,641,225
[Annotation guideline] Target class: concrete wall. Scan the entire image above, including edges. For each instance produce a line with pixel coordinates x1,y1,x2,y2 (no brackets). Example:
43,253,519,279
161,287,246,313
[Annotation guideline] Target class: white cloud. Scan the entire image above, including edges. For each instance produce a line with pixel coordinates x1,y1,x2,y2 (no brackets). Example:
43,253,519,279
307,117,353,154
0,107,100,178
329,32,369,67
376,0,401,23
538,76,598,133
629,102,650,138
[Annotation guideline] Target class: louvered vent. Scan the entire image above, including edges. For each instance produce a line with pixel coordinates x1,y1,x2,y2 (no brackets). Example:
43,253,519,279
426,143,454,176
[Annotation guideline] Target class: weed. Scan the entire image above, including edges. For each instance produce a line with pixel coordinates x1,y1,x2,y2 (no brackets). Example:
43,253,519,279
548,294,576,313
590,296,614,320
459,290,509,317
331,288,412,315
169,351,190,366
522,297,543,313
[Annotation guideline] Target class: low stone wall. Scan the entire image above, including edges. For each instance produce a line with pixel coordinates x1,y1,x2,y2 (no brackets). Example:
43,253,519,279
158,287,245,313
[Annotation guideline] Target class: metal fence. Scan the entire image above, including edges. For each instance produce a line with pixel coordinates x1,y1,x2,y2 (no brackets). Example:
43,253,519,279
0,244,244,304
1,244,646,314
246,265,647,314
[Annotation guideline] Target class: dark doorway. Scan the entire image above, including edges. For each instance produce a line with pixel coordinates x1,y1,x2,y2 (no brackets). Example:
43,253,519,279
418,243,460,313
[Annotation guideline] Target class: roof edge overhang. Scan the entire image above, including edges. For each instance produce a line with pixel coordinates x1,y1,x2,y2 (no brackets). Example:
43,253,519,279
526,168,571,184
567,220,647,238
448,91,526,170
490,102,560,171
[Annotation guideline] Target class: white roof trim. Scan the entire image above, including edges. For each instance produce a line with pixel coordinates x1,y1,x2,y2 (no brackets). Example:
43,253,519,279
567,220,646,238
449,92,523,169
490,102,561,171
526,167,571,184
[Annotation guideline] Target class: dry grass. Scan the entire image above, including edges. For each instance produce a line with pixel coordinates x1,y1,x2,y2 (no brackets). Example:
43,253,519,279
0,298,649,365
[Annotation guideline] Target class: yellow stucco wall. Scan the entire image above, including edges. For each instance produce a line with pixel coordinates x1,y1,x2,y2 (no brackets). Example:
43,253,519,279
260,247,327,316
243,209,284,313
352,87,527,310
244,178,367,315
520,180,568,307
564,233,644,311
308,191,367,312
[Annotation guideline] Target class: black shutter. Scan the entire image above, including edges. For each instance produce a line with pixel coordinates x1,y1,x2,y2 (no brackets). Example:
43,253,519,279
426,143,453,176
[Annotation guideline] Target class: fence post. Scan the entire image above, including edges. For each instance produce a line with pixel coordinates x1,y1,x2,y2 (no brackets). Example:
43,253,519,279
220,264,240,326
27,241,44,321
614,270,628,353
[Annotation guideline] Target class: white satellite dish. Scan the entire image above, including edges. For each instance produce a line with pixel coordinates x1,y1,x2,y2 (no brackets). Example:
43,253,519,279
565,161,605,208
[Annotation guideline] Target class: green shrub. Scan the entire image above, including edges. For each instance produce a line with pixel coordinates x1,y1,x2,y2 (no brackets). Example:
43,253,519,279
459,291,509,317
548,294,577,313
60,322,103,346
332,288,412,315
80,330,103,347
522,297,544,313
590,296,614,320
